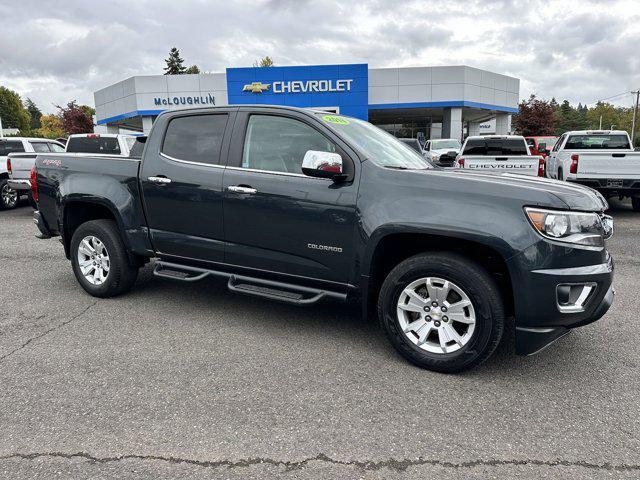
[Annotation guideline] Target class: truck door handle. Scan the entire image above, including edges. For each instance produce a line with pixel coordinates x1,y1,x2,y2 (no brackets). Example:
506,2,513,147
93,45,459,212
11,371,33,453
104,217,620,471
148,176,172,184
227,185,257,194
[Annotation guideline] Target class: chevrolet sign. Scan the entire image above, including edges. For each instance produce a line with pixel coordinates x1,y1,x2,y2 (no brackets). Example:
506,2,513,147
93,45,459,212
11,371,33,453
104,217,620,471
242,79,353,94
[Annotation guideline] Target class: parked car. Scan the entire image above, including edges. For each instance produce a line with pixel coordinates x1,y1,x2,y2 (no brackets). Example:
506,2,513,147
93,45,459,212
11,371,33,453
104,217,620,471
454,135,545,176
8,133,138,208
33,105,614,373
525,136,558,158
424,138,461,167
546,130,640,210
1,137,65,210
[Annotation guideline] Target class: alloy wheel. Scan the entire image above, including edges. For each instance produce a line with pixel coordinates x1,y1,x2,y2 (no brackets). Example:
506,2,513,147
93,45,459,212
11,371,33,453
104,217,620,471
396,277,476,354
77,236,110,285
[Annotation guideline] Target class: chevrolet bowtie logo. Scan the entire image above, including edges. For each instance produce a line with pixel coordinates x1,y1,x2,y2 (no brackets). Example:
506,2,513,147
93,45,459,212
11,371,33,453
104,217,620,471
243,82,270,93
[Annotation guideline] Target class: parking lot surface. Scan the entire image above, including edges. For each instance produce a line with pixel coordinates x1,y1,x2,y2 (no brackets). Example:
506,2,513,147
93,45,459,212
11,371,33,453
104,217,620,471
1,200,639,479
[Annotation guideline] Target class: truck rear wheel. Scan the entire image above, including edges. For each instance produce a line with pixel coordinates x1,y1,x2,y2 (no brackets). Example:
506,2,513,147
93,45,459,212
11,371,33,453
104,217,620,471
70,219,138,298
632,197,640,212
0,179,19,210
378,252,504,373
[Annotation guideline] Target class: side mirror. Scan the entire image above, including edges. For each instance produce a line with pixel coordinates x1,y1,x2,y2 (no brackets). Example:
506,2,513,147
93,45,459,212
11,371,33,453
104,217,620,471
302,150,344,180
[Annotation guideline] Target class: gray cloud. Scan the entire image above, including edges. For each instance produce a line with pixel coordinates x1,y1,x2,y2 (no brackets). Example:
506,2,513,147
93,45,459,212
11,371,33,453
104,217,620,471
0,0,638,113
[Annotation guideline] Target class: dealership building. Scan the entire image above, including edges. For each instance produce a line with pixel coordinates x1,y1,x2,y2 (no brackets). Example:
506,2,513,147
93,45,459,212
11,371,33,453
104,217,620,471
94,64,519,141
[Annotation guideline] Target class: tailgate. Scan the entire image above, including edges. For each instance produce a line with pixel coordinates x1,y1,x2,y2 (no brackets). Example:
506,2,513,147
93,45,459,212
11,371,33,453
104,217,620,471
8,153,37,181
576,151,640,179
462,155,540,176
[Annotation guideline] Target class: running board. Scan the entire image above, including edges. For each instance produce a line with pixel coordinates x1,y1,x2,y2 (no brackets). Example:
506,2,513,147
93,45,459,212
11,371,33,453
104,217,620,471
153,261,347,305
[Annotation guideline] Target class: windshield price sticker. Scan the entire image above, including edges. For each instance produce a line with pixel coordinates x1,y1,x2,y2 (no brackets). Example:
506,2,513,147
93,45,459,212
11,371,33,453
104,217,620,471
322,115,350,125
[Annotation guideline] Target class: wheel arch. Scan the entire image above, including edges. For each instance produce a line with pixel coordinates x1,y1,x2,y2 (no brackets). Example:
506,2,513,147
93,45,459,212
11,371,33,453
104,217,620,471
362,229,516,320
61,199,129,260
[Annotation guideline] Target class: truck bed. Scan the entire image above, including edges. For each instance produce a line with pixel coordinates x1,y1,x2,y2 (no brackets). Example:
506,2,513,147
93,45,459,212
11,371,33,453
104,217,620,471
35,153,146,242
575,151,640,179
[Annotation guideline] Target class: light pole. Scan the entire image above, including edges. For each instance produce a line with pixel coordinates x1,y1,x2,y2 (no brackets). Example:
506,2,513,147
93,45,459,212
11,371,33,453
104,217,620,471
631,90,639,148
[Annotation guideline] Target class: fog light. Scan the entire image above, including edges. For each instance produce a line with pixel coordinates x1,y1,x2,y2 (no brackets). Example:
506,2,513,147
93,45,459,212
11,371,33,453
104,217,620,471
557,283,597,313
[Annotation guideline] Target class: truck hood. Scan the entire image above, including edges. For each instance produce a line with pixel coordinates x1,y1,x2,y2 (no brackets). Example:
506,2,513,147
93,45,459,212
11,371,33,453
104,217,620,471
428,169,609,211
431,148,459,157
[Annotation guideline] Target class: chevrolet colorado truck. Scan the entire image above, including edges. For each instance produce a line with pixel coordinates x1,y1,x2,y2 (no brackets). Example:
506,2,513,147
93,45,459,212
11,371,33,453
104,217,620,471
454,135,545,176
32,106,614,373
545,130,640,211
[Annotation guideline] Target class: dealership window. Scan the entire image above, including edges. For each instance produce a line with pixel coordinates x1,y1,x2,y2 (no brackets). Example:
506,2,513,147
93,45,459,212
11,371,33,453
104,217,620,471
241,115,336,174
162,114,228,164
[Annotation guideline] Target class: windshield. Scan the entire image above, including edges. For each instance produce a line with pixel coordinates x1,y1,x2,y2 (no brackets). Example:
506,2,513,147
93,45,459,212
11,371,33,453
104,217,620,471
432,139,461,150
317,114,431,169
565,134,631,150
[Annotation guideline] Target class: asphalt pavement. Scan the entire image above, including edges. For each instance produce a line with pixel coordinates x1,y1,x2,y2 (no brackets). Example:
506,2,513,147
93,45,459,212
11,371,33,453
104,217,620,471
0,199,638,479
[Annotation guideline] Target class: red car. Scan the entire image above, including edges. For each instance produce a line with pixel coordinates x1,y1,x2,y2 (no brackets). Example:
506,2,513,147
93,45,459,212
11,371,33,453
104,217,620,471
526,136,558,157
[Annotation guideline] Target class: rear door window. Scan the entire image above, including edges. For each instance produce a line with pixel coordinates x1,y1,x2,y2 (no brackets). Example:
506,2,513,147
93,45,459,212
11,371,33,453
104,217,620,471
161,114,228,165
66,136,122,154
0,140,25,156
31,142,51,153
565,134,631,150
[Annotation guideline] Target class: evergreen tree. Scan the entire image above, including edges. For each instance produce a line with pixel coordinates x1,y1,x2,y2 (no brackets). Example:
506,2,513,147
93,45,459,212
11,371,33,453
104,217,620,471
164,47,186,75
24,98,42,131
185,65,200,74
253,56,274,67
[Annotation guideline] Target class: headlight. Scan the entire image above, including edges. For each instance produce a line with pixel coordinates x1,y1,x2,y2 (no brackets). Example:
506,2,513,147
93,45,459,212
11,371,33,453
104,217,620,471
525,207,609,248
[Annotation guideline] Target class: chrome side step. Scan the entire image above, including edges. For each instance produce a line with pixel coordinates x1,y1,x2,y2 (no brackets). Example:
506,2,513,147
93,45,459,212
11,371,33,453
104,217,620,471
153,260,347,305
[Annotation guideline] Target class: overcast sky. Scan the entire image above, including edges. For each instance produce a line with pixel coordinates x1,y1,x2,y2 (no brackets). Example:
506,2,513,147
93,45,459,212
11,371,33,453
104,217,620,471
1,0,639,114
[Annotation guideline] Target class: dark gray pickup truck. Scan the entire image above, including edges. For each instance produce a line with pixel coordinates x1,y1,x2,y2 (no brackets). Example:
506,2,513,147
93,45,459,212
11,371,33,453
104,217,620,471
33,105,614,372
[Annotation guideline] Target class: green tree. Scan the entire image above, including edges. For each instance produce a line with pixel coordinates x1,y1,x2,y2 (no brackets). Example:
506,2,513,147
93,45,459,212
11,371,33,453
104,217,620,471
37,114,65,139
164,47,186,75
24,97,42,131
185,65,200,74
586,102,622,130
253,56,274,67
0,86,30,133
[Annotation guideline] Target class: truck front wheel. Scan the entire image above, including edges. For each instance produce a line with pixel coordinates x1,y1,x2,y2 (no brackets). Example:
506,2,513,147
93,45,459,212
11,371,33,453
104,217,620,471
70,219,138,298
378,252,504,373
632,197,640,212
0,179,19,210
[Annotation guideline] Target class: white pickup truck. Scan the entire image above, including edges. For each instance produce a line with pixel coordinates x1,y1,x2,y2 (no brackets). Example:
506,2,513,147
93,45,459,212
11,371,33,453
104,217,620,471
454,135,544,177
1,137,66,210
546,130,640,211
7,133,138,208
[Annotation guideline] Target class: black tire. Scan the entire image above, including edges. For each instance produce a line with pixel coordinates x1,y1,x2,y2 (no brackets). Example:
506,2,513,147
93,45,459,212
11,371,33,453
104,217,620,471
632,197,640,212
557,168,564,181
70,219,138,298
0,178,19,210
378,252,504,373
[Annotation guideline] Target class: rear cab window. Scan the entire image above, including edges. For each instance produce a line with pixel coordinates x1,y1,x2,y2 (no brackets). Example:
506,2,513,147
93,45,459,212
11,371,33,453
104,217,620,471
565,134,631,150
66,136,121,154
0,140,25,156
161,114,228,164
463,138,529,156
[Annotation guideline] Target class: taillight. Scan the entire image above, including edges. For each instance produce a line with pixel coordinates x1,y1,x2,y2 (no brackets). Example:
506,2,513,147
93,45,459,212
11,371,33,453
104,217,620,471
30,166,38,203
457,157,465,168
538,157,545,177
570,154,579,174
6,158,11,174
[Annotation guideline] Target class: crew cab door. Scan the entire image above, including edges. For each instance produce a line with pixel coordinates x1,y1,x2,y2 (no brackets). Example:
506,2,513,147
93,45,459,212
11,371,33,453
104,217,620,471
140,109,235,262
222,109,359,284
547,134,566,177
